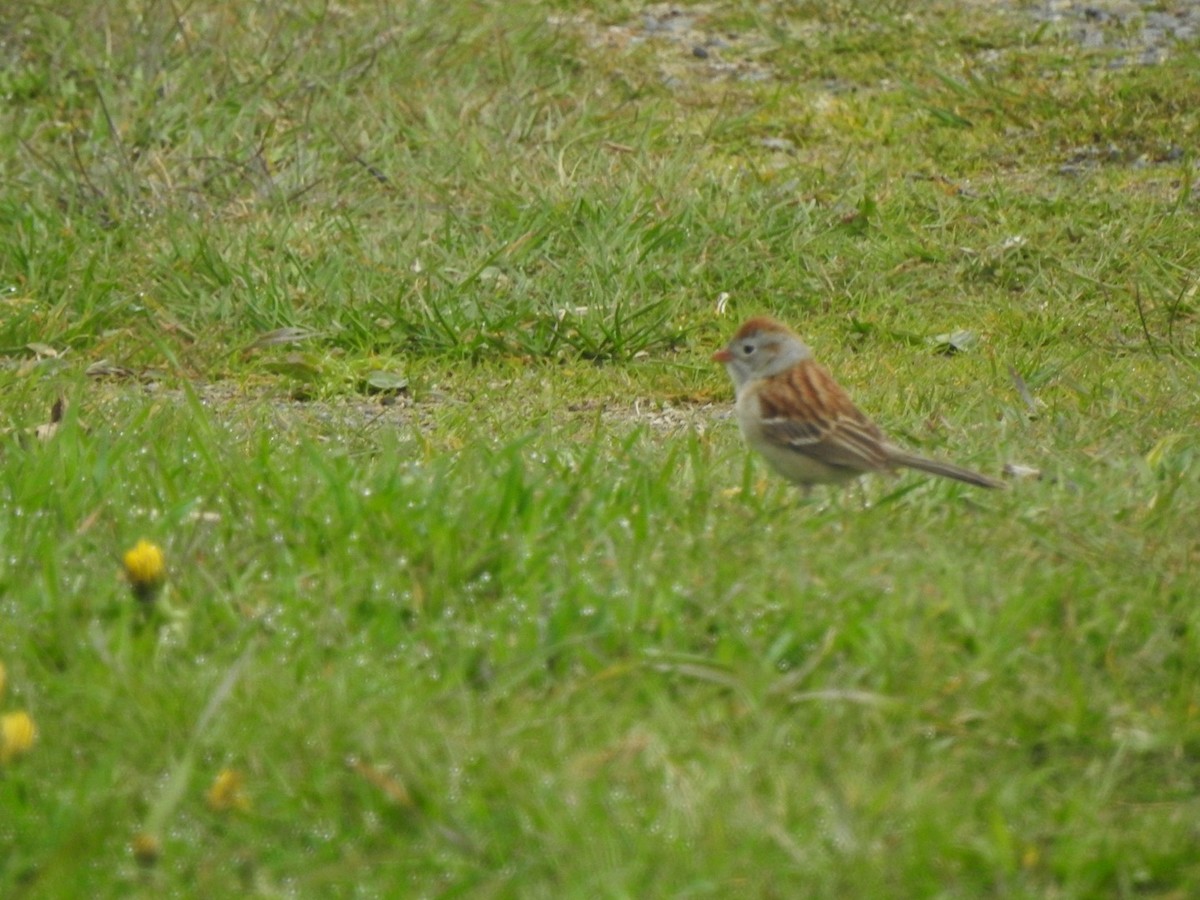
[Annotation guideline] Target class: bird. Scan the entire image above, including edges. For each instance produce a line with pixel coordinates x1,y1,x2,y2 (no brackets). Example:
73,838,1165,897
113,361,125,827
712,316,1004,492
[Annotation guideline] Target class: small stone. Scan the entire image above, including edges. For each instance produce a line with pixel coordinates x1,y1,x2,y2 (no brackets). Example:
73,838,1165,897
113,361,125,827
759,137,797,154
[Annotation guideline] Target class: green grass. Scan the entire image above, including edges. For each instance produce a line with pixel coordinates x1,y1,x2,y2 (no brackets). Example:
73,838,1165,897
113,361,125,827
3,0,1200,896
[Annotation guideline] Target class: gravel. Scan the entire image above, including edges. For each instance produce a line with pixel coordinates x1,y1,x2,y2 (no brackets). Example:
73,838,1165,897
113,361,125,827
970,0,1200,67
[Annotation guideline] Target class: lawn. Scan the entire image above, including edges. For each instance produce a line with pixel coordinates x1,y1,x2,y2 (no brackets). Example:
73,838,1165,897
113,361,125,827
2,1,1200,897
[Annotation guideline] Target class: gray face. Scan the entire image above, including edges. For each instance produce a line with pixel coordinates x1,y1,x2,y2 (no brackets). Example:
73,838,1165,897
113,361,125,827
723,330,809,388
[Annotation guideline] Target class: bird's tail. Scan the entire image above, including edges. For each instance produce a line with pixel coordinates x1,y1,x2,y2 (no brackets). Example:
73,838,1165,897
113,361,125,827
888,450,1005,490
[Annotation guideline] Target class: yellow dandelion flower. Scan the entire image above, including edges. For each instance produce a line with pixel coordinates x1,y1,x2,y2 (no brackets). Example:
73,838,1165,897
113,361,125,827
0,710,37,764
123,539,166,602
131,832,162,866
206,768,250,812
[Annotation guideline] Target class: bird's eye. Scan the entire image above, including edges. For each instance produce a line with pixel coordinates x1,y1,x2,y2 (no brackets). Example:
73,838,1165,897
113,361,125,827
741,343,754,355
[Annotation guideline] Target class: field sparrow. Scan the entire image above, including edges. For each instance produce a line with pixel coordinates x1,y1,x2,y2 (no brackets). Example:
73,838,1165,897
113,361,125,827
713,317,1003,491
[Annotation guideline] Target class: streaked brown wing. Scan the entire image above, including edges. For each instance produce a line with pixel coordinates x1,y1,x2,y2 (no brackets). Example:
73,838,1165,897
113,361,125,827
756,361,891,473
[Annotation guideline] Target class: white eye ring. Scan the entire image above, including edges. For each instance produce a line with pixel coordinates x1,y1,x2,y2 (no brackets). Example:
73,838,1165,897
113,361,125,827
741,344,754,355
